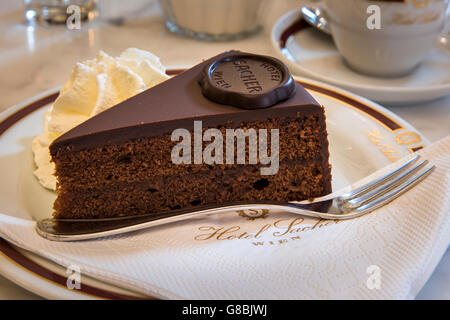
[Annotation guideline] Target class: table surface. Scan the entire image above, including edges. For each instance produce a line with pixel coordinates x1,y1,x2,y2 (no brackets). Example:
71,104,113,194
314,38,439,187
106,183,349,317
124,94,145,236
0,0,448,300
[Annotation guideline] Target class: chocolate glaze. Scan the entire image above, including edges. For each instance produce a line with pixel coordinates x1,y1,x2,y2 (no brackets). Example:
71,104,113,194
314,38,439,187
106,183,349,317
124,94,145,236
50,51,322,156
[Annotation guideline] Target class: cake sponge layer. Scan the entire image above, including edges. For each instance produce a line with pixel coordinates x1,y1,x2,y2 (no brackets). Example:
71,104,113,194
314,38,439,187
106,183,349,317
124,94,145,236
53,161,330,219
53,114,327,190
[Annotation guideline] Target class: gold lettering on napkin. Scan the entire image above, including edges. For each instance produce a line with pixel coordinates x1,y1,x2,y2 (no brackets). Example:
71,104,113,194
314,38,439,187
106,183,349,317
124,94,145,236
194,217,344,246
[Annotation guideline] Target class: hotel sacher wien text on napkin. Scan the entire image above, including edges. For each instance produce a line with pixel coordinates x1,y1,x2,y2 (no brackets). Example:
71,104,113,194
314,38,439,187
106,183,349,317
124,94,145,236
0,136,449,299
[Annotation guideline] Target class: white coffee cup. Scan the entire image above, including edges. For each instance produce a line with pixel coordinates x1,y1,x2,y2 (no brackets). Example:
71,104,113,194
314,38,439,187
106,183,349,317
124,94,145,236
323,0,449,77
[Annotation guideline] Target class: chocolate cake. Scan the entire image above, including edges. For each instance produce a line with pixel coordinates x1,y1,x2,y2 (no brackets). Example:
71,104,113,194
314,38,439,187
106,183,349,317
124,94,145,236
50,51,332,219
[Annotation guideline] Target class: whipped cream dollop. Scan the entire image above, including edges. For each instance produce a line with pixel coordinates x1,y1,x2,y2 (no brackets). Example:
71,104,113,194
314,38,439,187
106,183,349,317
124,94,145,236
32,48,169,190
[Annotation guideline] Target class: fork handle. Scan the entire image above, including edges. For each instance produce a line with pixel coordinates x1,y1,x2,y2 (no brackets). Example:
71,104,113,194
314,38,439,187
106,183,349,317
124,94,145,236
36,202,325,242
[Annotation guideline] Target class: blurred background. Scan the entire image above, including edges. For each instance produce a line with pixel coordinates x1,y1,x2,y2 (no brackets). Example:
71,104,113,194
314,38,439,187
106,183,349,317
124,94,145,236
0,0,304,111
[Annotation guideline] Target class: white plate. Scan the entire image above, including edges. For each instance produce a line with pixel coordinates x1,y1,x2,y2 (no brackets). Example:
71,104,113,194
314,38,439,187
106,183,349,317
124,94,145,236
0,73,429,299
271,8,450,105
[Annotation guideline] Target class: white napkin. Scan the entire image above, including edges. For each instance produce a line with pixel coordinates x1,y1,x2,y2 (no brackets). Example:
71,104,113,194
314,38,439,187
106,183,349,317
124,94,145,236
0,136,449,300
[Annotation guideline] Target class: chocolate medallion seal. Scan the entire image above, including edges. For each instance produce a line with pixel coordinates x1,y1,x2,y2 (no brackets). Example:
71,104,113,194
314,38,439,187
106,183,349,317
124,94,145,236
198,52,296,109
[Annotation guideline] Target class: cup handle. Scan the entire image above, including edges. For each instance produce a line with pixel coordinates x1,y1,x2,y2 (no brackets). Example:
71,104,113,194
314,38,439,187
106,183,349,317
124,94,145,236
315,1,331,34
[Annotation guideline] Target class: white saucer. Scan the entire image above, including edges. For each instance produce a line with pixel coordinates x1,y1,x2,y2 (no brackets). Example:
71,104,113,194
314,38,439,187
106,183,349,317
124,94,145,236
271,8,450,105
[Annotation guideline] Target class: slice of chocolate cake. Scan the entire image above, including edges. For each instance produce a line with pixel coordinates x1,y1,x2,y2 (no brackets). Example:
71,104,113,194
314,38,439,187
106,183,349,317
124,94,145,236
50,51,331,219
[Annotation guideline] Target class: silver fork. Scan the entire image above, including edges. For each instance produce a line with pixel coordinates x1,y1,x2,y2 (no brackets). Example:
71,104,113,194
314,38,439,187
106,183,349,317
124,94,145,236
36,155,435,242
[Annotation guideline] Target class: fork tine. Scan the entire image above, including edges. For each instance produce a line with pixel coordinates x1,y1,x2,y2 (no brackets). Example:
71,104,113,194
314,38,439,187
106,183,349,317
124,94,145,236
343,159,429,209
338,154,420,203
354,164,435,214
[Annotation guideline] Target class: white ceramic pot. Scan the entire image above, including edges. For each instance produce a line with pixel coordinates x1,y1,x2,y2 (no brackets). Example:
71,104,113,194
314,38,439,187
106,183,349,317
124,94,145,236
324,0,449,77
